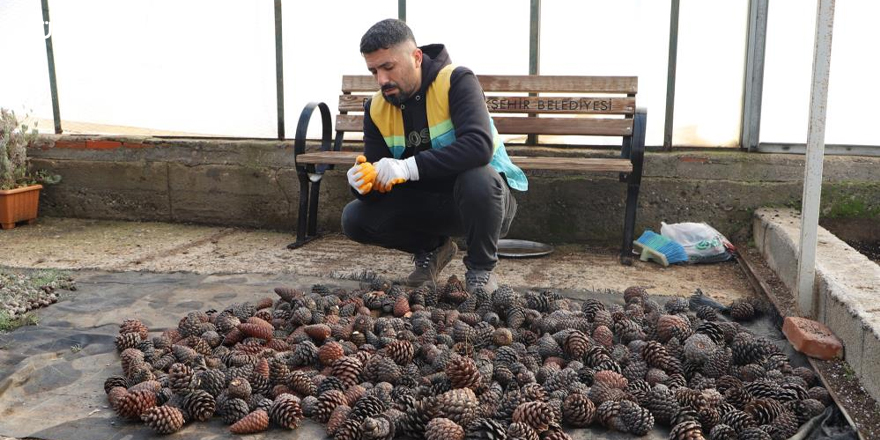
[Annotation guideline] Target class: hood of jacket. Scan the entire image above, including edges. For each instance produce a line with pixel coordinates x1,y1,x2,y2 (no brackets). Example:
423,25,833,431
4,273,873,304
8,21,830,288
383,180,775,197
415,44,451,96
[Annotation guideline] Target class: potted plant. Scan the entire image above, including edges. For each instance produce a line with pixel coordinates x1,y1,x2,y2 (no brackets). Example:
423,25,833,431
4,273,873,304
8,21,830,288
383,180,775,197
0,108,60,229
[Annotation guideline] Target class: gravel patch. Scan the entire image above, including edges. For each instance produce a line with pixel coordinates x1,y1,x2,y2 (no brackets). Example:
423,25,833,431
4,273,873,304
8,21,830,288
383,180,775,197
0,268,76,331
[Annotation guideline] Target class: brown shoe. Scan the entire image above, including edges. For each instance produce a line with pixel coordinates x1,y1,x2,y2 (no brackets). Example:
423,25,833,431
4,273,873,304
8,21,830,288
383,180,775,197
465,269,499,294
406,238,458,287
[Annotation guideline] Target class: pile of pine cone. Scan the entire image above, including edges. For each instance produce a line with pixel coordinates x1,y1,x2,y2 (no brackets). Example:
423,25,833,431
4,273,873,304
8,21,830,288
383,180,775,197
104,278,831,439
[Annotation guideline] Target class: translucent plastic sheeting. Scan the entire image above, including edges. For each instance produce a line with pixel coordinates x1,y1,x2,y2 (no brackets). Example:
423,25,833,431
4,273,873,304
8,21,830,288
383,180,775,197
284,1,397,141
673,0,748,148
0,270,852,440
409,0,529,145
48,0,277,137
540,0,669,147
407,0,529,76
762,0,880,147
0,0,55,132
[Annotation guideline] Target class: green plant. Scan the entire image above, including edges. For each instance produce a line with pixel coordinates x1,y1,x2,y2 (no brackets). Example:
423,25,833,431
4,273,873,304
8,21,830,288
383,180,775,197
0,108,61,190
0,309,39,332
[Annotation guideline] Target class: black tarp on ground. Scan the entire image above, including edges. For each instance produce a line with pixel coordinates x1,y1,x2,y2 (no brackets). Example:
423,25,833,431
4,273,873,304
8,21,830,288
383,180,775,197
0,270,856,439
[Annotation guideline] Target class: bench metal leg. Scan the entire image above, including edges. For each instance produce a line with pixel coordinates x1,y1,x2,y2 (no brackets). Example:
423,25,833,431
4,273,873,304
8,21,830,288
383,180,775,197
620,107,646,265
307,178,322,237
289,101,333,250
288,171,326,249
620,181,640,265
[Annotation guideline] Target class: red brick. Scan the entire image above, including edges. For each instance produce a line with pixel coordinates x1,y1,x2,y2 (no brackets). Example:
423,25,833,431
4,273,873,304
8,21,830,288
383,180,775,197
85,140,122,150
783,316,843,360
54,140,87,149
122,142,153,149
679,156,709,163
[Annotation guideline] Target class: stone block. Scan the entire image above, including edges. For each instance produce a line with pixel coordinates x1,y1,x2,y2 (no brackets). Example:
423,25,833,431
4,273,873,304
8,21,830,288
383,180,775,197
823,295,865,374
782,316,843,360
30,158,171,221
861,328,880,402
167,163,291,229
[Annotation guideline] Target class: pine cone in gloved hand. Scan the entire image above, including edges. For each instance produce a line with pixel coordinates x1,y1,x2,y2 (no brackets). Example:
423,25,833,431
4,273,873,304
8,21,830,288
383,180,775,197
347,155,378,195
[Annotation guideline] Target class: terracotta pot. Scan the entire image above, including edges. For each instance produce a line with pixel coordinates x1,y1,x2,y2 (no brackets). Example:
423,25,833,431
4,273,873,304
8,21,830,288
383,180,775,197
0,184,43,229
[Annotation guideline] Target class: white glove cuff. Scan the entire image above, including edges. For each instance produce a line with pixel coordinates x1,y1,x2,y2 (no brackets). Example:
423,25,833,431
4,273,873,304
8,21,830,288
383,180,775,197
403,156,420,181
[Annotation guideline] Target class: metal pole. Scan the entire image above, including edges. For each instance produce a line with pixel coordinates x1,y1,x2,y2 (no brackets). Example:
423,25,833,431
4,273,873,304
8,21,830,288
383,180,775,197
527,0,540,145
663,0,680,151
529,0,540,75
741,0,769,151
797,0,835,318
398,0,406,21
41,0,61,134
274,0,285,139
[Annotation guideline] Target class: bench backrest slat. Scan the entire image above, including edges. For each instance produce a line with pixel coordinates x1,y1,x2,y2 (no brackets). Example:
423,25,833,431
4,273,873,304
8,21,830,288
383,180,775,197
338,74,638,140
342,75,637,94
336,114,632,137
340,94,635,115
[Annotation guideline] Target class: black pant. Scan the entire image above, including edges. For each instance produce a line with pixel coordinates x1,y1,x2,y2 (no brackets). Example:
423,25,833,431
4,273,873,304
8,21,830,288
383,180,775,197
341,165,517,271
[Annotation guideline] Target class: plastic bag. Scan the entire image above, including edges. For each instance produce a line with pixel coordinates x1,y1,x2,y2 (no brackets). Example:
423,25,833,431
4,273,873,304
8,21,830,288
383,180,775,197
660,222,735,263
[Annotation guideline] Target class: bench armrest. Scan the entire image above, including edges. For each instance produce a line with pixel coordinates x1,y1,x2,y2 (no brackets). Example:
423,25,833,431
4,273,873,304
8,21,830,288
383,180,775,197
294,102,332,174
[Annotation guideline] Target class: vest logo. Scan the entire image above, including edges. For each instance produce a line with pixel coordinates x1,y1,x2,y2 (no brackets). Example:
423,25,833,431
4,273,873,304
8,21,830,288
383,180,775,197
407,128,430,148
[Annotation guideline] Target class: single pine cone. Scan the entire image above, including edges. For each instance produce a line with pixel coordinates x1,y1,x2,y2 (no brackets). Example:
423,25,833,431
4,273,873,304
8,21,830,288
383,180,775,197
561,392,596,427
326,405,351,435
729,300,755,321
596,400,626,432
330,356,364,388
618,400,654,435
289,370,317,396
564,330,590,360
269,394,303,429
426,417,465,440
193,369,226,397
182,389,216,422
447,356,482,390
140,405,185,434
437,388,480,427
719,409,755,432
361,415,395,440
104,376,129,394
115,331,143,352
744,398,783,425
593,326,614,348
786,399,825,425
657,315,691,343
507,422,539,440
708,424,737,440
594,370,629,389
385,339,415,365
228,377,252,400
314,389,347,423
229,409,269,434
113,389,157,420
669,420,704,440
683,334,717,365
738,427,772,440
645,386,679,426
220,397,251,424
465,417,507,439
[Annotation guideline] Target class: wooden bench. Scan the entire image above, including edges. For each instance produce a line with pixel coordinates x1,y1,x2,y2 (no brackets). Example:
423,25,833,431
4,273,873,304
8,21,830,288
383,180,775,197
291,75,646,265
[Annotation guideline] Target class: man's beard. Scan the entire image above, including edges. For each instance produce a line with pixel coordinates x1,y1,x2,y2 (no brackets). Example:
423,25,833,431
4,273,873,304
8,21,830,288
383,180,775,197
382,83,410,107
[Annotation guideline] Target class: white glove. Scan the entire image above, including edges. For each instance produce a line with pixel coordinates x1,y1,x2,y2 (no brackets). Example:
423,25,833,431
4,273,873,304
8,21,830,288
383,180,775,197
374,157,419,192
347,162,376,195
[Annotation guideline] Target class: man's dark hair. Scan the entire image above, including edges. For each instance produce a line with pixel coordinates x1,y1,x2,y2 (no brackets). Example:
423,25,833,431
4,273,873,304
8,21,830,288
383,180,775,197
360,19,416,54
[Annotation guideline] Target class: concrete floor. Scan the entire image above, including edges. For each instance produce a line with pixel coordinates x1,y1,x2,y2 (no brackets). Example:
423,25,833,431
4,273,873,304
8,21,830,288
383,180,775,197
0,217,755,303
